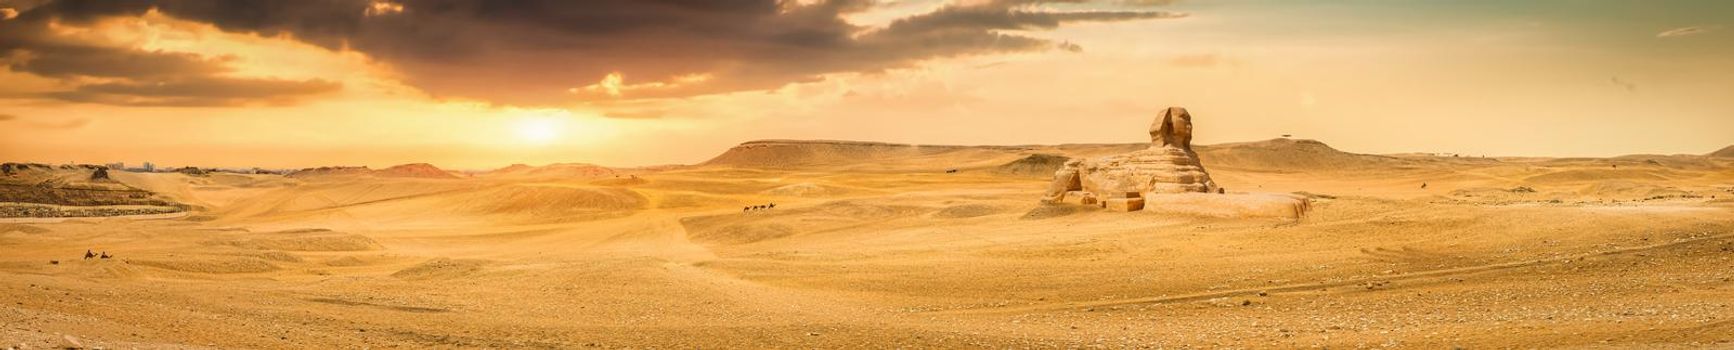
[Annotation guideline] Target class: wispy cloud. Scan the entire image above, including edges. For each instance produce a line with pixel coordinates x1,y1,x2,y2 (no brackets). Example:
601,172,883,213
1118,0,1183,6
1656,26,1712,38
0,114,90,129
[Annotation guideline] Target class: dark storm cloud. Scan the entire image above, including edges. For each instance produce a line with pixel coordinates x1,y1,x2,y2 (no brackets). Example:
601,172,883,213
8,44,231,79
2,0,1183,107
0,1,345,107
47,77,341,107
879,3,1181,35
1116,0,1183,6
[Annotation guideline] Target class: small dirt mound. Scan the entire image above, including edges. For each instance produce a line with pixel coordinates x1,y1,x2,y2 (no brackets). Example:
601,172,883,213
995,154,1070,177
456,185,648,217
254,251,304,263
0,224,50,234
761,183,842,197
324,256,370,267
592,176,648,186
688,222,799,245
1291,191,1337,200
808,200,927,218
131,257,280,274
391,258,486,280
1020,204,1080,220
934,204,1005,218
216,233,382,252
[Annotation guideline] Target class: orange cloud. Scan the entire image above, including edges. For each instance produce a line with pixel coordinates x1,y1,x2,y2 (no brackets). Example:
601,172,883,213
365,1,404,17
573,72,715,99
1656,26,1712,38
0,12,346,106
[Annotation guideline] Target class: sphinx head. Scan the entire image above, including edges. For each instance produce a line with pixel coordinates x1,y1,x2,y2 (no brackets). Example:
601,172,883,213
1149,107,1194,150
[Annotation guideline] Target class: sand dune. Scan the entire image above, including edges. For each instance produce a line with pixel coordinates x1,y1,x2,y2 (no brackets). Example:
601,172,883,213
288,163,460,179
1711,144,1734,158
1195,138,1413,172
483,162,625,179
2,139,1733,348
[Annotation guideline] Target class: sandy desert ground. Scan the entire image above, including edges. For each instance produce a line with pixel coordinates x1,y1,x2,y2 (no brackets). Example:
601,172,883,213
4,139,1734,348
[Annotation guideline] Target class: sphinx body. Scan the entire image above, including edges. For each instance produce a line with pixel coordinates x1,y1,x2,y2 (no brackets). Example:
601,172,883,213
1043,107,1218,208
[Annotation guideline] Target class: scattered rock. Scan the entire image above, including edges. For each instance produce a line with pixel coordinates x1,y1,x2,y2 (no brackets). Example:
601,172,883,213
59,334,83,349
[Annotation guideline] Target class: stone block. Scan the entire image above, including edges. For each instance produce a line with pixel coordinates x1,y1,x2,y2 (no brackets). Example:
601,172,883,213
1104,197,1144,212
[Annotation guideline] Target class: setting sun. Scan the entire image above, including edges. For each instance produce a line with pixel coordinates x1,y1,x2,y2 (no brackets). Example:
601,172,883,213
512,115,564,145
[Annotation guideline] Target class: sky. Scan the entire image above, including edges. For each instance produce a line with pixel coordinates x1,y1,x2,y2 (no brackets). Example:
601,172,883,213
1,0,1730,170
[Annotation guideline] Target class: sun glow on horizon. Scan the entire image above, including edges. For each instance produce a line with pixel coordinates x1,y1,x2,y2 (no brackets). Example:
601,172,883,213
512,114,566,145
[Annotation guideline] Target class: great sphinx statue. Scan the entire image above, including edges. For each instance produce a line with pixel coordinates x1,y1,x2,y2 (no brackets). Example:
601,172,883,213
1043,107,1218,211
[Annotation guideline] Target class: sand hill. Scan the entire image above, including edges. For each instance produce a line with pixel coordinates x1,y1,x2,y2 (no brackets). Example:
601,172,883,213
290,163,459,179
1194,138,1410,171
491,163,535,174
485,163,621,179
377,163,461,179
0,163,184,217
286,166,374,178
995,154,1070,177
701,139,1033,171
1712,145,1734,158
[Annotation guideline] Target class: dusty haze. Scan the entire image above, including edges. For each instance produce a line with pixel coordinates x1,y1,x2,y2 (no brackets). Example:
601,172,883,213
3,1,1734,349
2,1,1732,168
